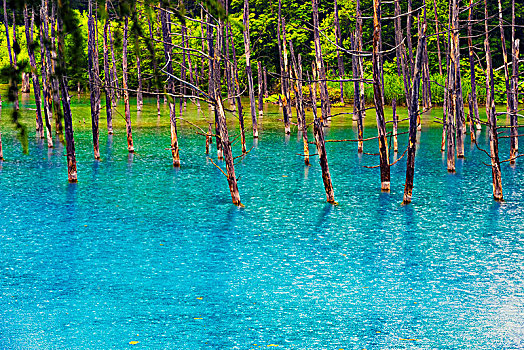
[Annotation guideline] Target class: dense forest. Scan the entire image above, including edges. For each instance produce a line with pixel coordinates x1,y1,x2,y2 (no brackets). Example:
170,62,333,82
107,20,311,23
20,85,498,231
0,0,523,205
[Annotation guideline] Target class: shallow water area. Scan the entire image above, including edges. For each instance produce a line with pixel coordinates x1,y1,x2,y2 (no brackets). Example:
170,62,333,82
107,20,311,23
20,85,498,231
0,96,523,349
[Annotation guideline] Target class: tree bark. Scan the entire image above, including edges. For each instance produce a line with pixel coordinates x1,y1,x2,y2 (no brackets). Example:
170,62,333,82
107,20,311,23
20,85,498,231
103,1,114,134
432,0,443,75
392,99,398,152
509,0,519,164
334,0,344,104
263,66,269,98
277,0,291,134
402,18,425,205
257,61,264,117
23,5,44,138
350,33,364,153
450,0,464,158
290,41,310,166
394,0,411,107
312,0,330,123
88,0,101,159
372,0,390,191
230,29,247,153
243,0,258,138
161,8,179,166
122,16,135,153
147,14,161,119
467,0,481,131
39,4,53,148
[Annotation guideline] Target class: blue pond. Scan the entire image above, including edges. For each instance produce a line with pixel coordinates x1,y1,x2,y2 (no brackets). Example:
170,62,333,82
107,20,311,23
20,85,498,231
0,100,523,349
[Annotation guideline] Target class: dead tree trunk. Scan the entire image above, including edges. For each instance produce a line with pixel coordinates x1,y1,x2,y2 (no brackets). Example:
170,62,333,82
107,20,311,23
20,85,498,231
103,0,113,134
243,0,258,138
334,0,344,104
180,23,187,113
136,50,143,112
312,0,330,123
350,33,364,153
57,15,77,182
432,0,443,75
3,0,13,65
277,0,291,133
88,0,101,159
230,31,247,153
485,1,502,200
147,16,161,119
509,0,519,164
39,4,53,148
467,93,476,143
467,0,481,131
392,99,398,152
161,9,179,166
109,22,120,101
450,0,464,158
122,16,135,153
290,42,310,165
23,5,43,138
49,3,62,134
257,61,263,117
402,17,425,205
263,66,269,98
394,0,411,107
372,0,390,191
406,0,414,75
308,75,335,203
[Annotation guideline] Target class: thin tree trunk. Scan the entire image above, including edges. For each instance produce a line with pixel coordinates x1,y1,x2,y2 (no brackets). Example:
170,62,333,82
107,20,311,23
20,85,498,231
263,66,269,98
467,0,481,131
103,1,113,134
109,22,120,102
24,5,43,138
3,0,13,65
243,0,258,138
509,0,519,164
308,74,335,203
136,51,143,112
372,0,390,191
161,8,179,165
402,18,425,205
432,0,443,75
406,0,414,75
290,42,310,165
277,0,291,133
122,16,135,153
257,61,264,117
146,15,161,119
88,0,101,159
57,15,77,182
334,0,344,104
392,99,398,152
450,0,464,158
49,2,62,134
356,0,366,122
312,0,330,123
350,33,364,153
180,23,187,113
39,4,53,148
394,0,411,107
230,30,247,153
467,93,476,143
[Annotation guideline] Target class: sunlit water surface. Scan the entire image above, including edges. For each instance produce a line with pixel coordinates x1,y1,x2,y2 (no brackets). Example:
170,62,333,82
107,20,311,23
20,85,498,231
0,96,523,349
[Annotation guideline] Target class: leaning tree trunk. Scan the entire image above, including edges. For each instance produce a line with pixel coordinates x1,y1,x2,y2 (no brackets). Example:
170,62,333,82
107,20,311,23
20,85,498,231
122,16,135,153
57,15,77,182
161,9,179,166
87,0,101,159
103,0,113,134
372,0,390,191
23,5,44,138
243,0,258,138
308,74,335,203
402,18,426,205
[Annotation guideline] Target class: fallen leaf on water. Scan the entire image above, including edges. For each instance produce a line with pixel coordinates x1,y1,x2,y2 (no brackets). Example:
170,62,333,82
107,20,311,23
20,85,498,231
282,175,288,177
129,341,139,345
267,345,278,347
196,297,203,300
399,338,418,341
194,317,203,320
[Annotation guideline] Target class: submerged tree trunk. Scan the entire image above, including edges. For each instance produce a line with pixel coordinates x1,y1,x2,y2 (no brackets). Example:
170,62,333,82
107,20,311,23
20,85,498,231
122,16,135,153
402,19,425,205
372,0,390,191
312,0,330,123
24,5,44,138
308,75,335,203
243,0,258,138
87,0,101,159
334,0,344,104
161,9,179,166
103,1,113,134
57,15,77,182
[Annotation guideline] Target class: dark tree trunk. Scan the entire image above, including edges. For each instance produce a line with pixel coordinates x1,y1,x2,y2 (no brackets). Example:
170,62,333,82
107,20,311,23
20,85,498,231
467,93,476,143
24,5,43,138
3,0,13,65
406,0,414,75
372,0,390,191
394,0,411,107
88,0,101,159
243,0,258,138
103,0,113,134
308,75,335,203
402,18,425,205
49,3,62,134
122,16,135,153
161,9,179,166
263,66,269,98
392,99,398,152
57,15,77,182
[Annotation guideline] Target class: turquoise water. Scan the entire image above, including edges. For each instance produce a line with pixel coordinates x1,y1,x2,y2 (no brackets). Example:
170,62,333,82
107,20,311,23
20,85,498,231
1,97,523,349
